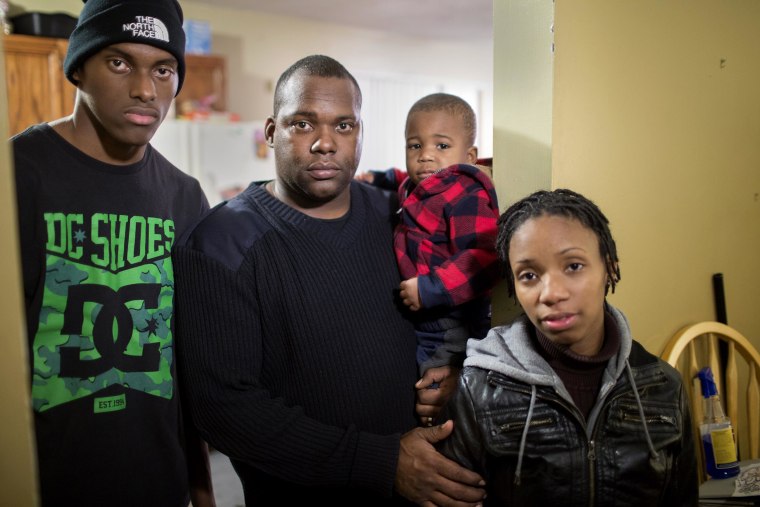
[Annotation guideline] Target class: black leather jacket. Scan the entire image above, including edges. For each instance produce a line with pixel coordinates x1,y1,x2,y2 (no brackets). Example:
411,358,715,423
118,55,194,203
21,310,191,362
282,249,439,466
439,309,698,506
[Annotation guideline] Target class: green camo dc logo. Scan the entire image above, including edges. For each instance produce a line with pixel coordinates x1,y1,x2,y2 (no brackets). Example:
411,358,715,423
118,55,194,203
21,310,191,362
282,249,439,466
60,283,162,378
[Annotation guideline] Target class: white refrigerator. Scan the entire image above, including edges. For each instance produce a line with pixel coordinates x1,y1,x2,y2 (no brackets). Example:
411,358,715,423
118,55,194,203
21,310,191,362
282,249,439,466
151,119,276,206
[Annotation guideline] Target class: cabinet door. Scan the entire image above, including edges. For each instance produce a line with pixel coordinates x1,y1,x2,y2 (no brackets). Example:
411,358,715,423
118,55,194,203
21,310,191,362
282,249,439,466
3,34,76,136
175,54,227,116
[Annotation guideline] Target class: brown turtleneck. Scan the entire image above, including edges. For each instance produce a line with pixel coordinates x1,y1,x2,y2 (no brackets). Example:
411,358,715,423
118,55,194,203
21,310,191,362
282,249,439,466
533,315,621,420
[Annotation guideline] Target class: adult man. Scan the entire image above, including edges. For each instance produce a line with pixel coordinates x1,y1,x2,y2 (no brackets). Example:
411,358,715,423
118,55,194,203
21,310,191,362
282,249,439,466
173,55,486,506
12,0,213,505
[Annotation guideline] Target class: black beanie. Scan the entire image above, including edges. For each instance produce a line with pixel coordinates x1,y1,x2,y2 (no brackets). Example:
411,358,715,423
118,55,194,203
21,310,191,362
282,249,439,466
64,0,186,95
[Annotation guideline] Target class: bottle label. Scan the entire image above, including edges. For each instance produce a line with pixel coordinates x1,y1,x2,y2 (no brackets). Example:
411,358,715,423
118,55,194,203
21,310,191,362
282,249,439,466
710,427,738,465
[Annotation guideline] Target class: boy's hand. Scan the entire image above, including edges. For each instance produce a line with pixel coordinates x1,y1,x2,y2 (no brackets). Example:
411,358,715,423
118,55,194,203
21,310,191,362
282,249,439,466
416,365,461,425
399,277,421,311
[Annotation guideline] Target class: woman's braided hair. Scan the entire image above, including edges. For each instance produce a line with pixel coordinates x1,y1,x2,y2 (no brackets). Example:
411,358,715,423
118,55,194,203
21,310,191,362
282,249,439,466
495,188,621,299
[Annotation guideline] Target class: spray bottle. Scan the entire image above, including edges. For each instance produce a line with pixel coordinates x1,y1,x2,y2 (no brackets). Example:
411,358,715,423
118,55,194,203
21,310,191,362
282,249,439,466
696,367,740,479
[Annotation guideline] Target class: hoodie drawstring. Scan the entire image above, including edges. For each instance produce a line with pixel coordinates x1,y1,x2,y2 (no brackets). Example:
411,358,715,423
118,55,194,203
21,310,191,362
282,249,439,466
624,359,660,461
514,384,537,485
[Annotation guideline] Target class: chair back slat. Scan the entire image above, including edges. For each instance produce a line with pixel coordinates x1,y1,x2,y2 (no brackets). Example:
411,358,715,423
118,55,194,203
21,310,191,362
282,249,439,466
725,341,739,451
707,334,722,395
749,362,759,459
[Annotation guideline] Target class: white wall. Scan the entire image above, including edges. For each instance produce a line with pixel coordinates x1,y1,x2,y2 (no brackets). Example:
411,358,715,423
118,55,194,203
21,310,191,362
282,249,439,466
180,1,493,171
356,72,492,172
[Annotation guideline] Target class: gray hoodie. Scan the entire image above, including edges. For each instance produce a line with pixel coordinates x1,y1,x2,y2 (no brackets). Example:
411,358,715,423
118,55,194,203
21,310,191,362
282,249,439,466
464,303,634,435
438,303,698,505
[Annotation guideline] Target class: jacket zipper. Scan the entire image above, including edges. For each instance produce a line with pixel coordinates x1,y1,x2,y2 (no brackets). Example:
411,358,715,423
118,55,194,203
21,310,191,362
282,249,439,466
496,417,553,433
620,409,674,426
588,440,596,507
585,373,668,504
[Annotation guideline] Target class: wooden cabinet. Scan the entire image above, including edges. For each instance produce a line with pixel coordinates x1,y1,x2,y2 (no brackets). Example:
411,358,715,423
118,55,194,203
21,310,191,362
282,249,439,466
2,34,76,137
175,54,227,116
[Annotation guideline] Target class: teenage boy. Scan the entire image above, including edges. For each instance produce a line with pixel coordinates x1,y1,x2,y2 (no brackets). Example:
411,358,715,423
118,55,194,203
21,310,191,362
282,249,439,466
11,0,214,505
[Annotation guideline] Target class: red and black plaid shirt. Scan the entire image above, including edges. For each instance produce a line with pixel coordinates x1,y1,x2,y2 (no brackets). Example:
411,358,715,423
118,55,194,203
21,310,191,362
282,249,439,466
394,164,500,309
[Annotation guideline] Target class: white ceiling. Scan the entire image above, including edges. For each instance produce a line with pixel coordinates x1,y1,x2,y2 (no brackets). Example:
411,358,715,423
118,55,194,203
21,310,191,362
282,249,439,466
189,0,493,41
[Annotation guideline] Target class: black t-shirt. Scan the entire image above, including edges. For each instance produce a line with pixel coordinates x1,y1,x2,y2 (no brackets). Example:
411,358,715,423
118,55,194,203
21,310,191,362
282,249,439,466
12,124,208,507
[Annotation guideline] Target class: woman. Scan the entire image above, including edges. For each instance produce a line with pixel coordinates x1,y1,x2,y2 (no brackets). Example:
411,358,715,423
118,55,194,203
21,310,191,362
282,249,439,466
438,188,698,506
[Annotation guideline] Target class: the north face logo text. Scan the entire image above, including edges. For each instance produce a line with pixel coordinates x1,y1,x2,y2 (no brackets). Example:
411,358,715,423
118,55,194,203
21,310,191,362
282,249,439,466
123,16,170,42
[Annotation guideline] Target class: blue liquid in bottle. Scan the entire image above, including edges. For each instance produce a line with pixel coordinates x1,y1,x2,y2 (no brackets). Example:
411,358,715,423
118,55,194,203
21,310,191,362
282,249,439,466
702,435,740,479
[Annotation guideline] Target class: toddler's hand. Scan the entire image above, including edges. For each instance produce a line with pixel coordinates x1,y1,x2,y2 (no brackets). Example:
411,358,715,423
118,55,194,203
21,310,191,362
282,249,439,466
399,277,421,311
354,171,374,183
415,365,461,425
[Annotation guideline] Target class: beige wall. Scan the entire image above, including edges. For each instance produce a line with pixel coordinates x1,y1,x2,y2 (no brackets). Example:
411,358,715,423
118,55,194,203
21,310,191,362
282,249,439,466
494,0,760,355
0,37,39,507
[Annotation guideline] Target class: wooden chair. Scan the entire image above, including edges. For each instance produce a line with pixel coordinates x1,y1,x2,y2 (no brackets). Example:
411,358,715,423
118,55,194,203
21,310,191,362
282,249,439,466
661,321,760,482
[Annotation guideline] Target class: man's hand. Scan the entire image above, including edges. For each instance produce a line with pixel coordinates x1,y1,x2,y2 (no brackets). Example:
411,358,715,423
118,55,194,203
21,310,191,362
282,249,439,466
416,365,461,425
399,277,421,311
395,421,485,506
